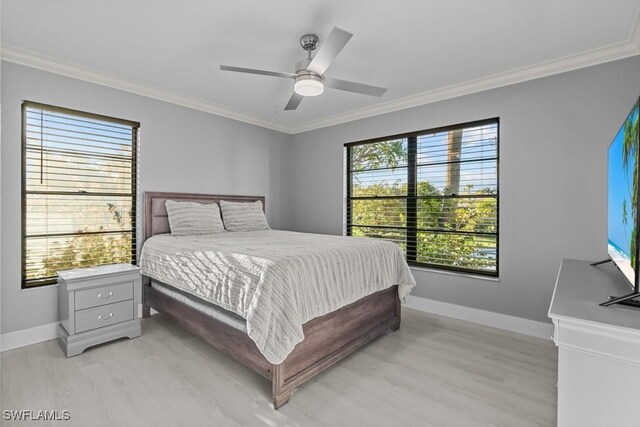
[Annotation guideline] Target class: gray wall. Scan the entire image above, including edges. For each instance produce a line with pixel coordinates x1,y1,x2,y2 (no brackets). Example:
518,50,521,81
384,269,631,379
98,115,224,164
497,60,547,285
3,55,639,334
1,61,293,334
290,56,640,324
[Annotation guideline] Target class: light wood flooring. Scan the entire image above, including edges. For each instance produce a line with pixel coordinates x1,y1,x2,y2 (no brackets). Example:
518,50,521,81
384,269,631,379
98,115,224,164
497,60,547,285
0,308,557,426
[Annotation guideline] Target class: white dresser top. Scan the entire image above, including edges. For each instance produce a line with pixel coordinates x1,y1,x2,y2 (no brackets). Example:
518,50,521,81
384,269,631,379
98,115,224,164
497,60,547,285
57,263,140,283
548,259,640,332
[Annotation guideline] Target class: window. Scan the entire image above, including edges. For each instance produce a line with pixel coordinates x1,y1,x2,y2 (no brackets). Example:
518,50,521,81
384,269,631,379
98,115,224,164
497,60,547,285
22,102,139,288
345,118,499,276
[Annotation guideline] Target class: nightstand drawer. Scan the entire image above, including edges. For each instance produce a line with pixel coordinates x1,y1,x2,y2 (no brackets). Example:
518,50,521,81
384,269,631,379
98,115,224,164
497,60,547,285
75,300,134,334
75,282,133,310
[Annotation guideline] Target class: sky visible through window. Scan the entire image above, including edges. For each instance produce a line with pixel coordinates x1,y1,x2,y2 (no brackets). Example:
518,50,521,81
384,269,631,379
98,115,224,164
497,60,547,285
352,125,498,194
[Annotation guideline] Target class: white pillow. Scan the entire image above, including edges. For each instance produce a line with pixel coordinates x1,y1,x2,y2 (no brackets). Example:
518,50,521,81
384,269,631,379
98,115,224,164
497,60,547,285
220,200,270,232
165,200,225,236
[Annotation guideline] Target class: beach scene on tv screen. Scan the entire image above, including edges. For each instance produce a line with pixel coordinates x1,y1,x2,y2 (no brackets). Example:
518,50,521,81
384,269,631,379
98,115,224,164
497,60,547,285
608,103,639,286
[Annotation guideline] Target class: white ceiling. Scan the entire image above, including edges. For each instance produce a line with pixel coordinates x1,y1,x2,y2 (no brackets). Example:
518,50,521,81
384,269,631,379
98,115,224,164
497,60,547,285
3,0,640,133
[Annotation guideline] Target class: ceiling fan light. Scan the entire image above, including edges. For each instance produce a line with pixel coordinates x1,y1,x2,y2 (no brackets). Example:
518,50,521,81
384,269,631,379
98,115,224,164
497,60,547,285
294,74,324,96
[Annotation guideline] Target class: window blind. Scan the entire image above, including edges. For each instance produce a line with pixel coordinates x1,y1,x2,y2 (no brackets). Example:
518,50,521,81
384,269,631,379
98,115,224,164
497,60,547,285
345,118,499,276
22,102,139,288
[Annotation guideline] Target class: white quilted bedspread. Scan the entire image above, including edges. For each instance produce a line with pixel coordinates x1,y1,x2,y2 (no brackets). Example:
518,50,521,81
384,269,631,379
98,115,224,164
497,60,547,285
139,230,416,364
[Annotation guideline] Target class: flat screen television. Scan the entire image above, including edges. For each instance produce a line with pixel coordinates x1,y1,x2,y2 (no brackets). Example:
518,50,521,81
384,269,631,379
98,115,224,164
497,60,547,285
600,97,640,306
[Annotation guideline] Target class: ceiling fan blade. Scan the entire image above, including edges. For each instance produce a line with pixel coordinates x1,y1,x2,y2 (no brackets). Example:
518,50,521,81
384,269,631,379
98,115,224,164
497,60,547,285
307,27,353,75
324,77,387,97
220,65,296,79
284,92,304,110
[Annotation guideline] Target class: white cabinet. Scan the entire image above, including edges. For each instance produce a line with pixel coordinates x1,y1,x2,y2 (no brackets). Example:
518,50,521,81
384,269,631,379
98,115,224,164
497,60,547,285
549,259,640,427
58,264,141,357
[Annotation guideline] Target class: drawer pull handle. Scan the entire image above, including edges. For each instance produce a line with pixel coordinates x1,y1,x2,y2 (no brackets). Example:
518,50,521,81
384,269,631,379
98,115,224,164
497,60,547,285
98,313,113,321
97,292,114,300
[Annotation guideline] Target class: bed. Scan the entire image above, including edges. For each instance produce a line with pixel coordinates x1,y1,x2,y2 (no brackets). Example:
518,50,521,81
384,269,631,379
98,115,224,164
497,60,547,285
140,191,415,408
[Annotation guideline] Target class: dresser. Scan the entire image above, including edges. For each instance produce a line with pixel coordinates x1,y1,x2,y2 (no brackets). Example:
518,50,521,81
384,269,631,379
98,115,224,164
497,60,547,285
548,259,640,427
58,264,142,357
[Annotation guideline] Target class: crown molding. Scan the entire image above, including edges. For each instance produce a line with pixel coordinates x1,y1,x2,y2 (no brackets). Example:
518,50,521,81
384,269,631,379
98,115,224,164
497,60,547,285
0,45,291,134
290,32,640,134
632,8,640,50
3,15,640,136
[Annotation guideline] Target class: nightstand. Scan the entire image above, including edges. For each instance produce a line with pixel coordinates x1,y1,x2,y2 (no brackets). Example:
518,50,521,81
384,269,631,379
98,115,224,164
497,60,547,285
58,263,141,357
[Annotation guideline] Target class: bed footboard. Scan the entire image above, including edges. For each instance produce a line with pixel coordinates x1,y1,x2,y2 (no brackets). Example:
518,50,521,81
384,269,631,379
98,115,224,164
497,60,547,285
272,285,400,408
143,281,400,409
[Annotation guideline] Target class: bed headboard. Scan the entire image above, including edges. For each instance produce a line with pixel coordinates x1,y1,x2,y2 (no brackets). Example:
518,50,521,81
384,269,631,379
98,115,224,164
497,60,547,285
143,191,265,243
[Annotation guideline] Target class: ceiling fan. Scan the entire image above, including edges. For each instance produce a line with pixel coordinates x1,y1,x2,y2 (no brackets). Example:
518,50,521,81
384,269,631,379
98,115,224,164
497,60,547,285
220,27,387,111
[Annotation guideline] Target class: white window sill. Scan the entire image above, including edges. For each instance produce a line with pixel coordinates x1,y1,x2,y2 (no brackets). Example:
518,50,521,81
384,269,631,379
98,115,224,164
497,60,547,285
409,265,500,283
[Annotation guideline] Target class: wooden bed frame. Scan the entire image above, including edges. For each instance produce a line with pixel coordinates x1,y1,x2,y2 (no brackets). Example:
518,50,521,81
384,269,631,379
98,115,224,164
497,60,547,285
141,191,401,408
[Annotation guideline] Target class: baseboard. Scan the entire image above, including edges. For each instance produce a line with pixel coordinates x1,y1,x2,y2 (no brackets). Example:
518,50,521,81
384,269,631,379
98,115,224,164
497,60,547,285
1,322,59,352
404,295,554,340
137,303,159,318
1,304,158,352
2,298,549,351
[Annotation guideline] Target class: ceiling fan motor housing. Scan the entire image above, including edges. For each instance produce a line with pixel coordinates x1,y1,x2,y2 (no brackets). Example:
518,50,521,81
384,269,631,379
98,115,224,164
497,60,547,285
294,58,323,97
295,58,312,73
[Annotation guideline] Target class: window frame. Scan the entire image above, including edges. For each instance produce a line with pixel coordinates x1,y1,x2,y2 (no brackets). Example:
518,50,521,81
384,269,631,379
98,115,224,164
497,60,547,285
345,117,500,277
21,101,140,288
